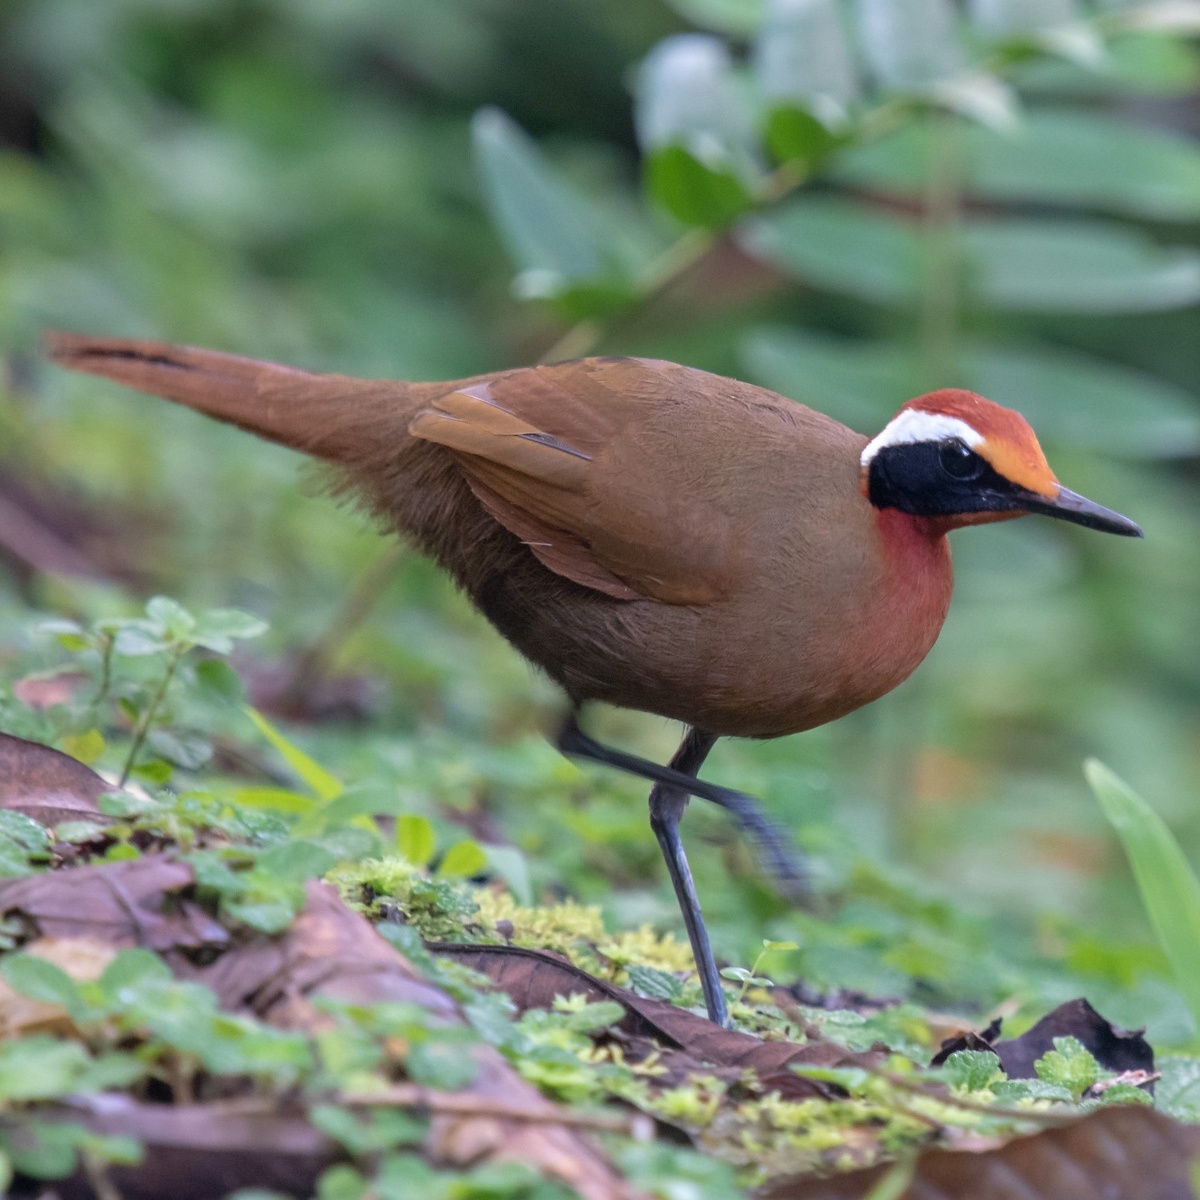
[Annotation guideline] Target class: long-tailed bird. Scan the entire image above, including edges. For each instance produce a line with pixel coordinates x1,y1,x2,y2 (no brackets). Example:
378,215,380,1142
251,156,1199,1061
47,333,1141,1026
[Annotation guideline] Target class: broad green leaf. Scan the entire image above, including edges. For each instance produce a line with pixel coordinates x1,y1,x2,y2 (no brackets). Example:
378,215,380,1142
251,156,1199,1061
968,216,1200,311
245,708,342,802
838,109,1200,222
662,0,766,35
257,838,339,882
471,108,625,302
754,0,858,131
1156,1056,1200,1121
483,843,533,906
147,728,212,770
396,814,436,867
0,811,52,854
194,657,245,701
1,954,83,1015
436,838,488,879
644,146,754,227
0,1037,90,1101
100,948,172,999
1086,760,1200,1036
742,198,1200,311
855,0,962,89
636,34,759,226
740,199,917,305
191,607,269,652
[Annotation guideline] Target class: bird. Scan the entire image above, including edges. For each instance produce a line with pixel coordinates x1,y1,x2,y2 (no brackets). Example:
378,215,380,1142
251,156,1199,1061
46,332,1141,1027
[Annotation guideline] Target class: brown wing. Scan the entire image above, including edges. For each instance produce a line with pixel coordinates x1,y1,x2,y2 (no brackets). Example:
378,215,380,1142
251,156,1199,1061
408,358,735,604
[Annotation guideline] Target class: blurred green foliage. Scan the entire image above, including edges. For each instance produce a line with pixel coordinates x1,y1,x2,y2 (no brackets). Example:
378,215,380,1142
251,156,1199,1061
1,0,1200,1054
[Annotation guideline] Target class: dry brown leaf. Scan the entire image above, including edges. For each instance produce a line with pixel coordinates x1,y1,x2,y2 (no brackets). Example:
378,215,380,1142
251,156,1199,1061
430,941,870,1099
755,1105,1200,1200
0,730,109,827
0,858,642,1200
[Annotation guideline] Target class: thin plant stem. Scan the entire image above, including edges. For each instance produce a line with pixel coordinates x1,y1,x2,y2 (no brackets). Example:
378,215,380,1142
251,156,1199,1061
87,632,115,719
119,645,184,787
919,112,964,386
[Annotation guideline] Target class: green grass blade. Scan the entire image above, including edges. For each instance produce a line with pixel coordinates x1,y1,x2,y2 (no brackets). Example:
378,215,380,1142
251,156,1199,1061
244,708,342,803
1086,758,1200,1033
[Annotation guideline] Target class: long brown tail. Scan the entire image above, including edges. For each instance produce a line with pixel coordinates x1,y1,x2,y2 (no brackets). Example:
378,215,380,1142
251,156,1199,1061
45,331,418,465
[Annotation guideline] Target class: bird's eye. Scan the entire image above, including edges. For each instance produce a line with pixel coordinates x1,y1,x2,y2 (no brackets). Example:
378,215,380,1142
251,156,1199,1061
938,439,983,481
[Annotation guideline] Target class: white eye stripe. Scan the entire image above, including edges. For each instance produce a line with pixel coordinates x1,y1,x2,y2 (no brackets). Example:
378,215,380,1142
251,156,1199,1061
860,411,983,467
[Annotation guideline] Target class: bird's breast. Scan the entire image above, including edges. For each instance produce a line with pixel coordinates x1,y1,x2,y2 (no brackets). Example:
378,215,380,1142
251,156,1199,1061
656,506,954,739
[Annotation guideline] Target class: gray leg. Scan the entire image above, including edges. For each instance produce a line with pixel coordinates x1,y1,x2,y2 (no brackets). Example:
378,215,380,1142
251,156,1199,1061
648,728,728,1025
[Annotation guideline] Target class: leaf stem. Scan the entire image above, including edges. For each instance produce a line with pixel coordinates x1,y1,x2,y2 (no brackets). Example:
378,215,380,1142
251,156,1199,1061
119,645,184,787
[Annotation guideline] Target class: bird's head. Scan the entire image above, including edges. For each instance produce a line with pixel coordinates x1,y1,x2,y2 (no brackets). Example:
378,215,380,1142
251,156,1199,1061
860,389,1142,537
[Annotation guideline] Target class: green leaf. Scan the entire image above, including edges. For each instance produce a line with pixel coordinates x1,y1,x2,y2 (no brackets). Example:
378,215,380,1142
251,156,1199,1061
194,657,246,701
754,0,858,132
436,839,488,879
100,948,173,1000
0,810,52,854
1,954,83,1015
644,145,754,227
471,107,626,303
740,198,917,305
224,897,298,933
636,34,759,226
60,729,105,766
191,607,269,653
145,596,196,639
626,964,685,1001
1,1117,86,1179
742,198,1200,311
245,708,342,802
966,217,1200,312
943,1048,1002,1091
837,108,1200,222
233,787,320,815
1087,760,1200,1037
0,1037,90,1101
1155,1056,1200,1121
257,838,339,882
396,815,436,868
112,625,171,657
1034,1035,1100,1101
146,728,212,770
763,107,843,168
483,843,532,906
856,0,962,89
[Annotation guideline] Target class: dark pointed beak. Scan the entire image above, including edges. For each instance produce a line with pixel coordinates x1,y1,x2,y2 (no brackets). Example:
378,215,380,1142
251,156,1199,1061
1019,485,1143,537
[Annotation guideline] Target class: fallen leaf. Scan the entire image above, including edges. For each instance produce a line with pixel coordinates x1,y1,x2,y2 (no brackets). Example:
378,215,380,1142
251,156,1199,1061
430,942,868,1099
756,1105,1200,1200
994,997,1154,1081
0,731,108,827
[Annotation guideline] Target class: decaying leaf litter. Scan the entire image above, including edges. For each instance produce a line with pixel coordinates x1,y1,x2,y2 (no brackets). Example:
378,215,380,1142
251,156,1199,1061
0,729,1192,1199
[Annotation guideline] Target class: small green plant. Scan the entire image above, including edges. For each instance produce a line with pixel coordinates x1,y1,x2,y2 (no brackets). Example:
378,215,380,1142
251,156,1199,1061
1086,759,1200,1042
34,596,266,786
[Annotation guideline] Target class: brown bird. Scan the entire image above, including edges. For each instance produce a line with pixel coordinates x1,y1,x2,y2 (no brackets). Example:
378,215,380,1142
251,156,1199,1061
46,332,1141,1026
